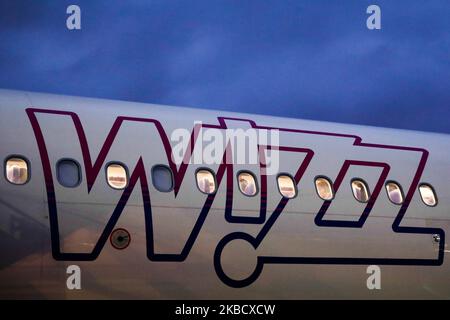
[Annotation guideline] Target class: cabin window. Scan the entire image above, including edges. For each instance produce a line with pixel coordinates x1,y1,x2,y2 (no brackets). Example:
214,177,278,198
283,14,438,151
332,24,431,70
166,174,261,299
277,174,297,198
385,181,404,205
315,177,334,200
152,165,174,192
419,183,437,207
106,163,128,190
351,179,370,203
57,159,81,188
237,171,258,196
5,156,29,185
196,169,216,194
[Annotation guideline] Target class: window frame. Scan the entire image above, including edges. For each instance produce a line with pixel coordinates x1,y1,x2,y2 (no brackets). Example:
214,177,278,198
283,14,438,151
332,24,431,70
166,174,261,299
56,158,82,188
105,161,129,190
276,173,298,199
236,170,259,197
384,180,405,205
418,182,438,207
350,178,371,203
151,164,175,193
4,155,31,185
314,175,335,201
195,167,218,195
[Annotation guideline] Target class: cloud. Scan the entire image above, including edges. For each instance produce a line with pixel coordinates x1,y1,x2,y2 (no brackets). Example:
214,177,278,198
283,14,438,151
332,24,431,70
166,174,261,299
0,0,449,133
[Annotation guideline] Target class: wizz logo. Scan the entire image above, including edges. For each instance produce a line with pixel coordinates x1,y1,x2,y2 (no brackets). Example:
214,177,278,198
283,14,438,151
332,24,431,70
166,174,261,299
26,108,445,288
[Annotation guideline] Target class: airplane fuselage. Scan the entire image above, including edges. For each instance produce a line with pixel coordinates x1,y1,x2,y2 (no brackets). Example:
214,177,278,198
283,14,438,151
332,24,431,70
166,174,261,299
0,89,449,299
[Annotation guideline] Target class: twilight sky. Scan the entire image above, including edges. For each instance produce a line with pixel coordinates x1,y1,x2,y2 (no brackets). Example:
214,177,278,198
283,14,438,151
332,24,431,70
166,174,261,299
1,0,449,133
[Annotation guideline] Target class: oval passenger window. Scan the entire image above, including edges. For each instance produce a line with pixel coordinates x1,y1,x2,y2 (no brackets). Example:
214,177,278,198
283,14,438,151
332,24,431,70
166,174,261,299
351,179,370,203
277,174,297,198
106,163,128,190
152,165,174,192
315,177,334,200
5,157,29,185
57,159,81,188
196,169,216,194
419,184,437,207
385,182,404,205
237,171,258,196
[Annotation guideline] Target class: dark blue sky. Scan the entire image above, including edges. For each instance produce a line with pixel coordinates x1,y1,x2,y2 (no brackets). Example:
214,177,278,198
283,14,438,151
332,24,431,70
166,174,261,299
1,1,449,133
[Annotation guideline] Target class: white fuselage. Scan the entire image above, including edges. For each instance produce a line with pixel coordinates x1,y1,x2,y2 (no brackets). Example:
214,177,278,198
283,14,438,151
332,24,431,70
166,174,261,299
0,89,449,299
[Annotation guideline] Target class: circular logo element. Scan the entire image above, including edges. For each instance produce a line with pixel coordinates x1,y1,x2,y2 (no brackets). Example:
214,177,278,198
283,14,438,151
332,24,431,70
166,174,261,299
110,228,131,250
